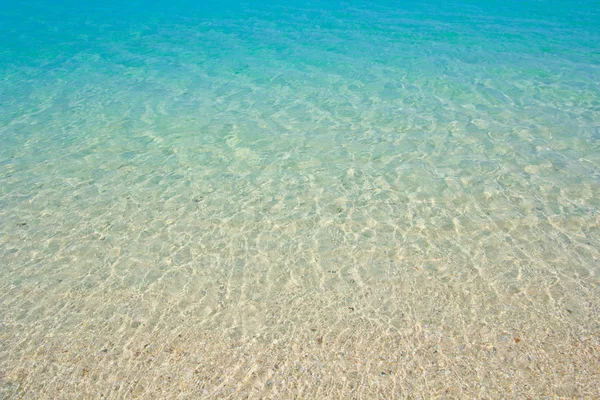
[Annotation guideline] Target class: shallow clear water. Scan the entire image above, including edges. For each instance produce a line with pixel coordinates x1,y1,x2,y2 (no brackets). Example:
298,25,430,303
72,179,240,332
1,0,599,398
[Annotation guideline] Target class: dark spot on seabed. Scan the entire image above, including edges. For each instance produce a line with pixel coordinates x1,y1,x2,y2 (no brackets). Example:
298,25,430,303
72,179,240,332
16,222,27,227
193,196,204,203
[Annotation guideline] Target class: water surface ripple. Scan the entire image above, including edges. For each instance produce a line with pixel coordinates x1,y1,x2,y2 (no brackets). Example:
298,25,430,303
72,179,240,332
1,1,599,398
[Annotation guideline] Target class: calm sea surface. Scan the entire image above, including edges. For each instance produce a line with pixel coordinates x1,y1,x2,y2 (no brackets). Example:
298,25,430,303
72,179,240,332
1,0,599,397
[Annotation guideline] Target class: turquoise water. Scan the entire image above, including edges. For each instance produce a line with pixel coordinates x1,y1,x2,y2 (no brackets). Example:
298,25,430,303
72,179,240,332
1,1,599,397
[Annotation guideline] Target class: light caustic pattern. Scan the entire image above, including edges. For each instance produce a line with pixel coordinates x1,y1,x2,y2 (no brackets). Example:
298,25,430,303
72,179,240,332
0,1,599,398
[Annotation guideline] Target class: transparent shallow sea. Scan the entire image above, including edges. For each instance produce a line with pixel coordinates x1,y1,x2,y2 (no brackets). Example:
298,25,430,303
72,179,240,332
1,0,599,398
